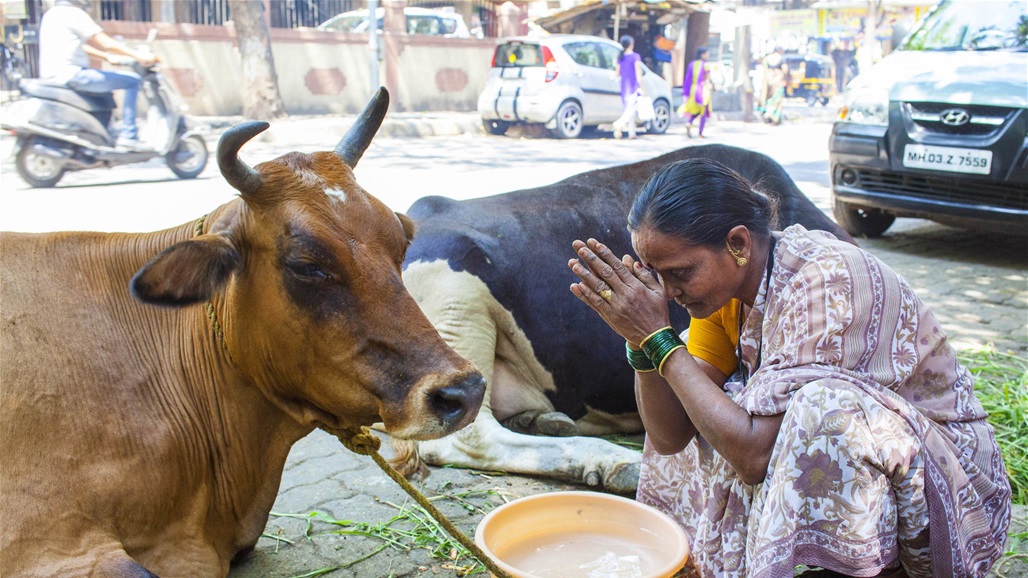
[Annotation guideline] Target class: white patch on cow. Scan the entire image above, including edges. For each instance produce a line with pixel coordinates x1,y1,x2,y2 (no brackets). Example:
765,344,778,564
325,187,347,202
403,261,556,420
398,260,642,493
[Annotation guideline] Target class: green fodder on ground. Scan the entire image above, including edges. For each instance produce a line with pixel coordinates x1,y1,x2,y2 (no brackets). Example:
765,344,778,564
962,348,1028,506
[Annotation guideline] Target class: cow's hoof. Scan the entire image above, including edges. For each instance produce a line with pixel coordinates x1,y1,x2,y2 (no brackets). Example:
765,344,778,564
501,411,538,433
603,461,640,494
533,412,578,437
502,411,579,437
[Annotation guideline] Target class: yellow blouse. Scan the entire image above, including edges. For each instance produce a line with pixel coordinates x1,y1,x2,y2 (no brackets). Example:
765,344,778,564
685,299,741,378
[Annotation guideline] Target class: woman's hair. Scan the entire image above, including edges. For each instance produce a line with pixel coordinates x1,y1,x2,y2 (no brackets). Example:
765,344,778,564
618,35,634,63
628,158,780,248
696,46,708,59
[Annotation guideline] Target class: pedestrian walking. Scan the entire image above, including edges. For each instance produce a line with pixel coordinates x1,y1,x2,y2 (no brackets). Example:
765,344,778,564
679,47,714,138
612,35,644,140
762,61,789,125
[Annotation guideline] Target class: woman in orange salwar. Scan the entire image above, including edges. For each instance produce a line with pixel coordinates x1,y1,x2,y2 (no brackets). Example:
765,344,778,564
568,159,1010,578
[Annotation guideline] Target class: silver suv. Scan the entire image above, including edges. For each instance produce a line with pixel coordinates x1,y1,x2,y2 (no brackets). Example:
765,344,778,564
829,0,1028,236
477,35,673,139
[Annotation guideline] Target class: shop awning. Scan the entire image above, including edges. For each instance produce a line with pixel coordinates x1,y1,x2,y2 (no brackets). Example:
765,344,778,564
534,0,713,33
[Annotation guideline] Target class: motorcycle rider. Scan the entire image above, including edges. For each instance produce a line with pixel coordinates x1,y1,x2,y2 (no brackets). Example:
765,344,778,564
38,0,156,150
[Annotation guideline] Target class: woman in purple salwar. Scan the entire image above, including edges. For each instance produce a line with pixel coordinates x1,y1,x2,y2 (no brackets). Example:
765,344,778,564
612,35,644,140
568,159,1010,578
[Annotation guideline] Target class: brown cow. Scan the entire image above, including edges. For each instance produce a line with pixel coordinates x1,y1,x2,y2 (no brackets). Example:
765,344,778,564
0,88,485,577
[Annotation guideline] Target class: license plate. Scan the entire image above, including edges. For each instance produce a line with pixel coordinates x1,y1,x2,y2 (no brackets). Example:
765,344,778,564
902,144,992,175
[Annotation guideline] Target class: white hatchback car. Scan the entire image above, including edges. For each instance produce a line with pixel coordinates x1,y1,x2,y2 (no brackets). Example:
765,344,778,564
478,35,674,138
318,7,473,38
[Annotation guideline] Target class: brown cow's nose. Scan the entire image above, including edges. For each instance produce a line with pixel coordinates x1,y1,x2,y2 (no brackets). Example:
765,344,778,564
430,373,486,426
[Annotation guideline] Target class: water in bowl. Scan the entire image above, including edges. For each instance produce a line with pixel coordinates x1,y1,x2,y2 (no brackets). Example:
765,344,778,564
497,530,666,578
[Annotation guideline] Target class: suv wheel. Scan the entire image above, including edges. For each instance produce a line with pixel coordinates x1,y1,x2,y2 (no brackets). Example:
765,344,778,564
483,119,510,136
832,197,896,238
552,101,583,139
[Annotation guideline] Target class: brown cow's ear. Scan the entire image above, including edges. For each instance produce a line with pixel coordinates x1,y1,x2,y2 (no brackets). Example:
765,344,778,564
396,212,416,245
130,236,241,307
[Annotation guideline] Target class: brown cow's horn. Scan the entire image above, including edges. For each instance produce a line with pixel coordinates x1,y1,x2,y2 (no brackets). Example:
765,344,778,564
217,121,268,195
335,87,389,168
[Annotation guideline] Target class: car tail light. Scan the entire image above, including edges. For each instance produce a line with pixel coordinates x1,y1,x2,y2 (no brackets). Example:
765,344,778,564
490,47,498,67
542,46,559,82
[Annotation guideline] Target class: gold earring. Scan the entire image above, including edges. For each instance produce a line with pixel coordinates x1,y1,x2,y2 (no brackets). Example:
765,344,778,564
726,240,747,267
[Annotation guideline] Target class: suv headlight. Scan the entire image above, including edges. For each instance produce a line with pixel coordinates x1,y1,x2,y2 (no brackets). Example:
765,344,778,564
839,87,889,126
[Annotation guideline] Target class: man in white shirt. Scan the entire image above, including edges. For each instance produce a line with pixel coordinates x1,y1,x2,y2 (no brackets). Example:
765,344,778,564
38,0,156,149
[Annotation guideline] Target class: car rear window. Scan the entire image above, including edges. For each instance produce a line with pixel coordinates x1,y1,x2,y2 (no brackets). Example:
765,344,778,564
493,42,543,68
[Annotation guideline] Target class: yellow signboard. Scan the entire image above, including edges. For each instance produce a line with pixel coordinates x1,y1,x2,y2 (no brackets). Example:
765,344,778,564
818,7,866,36
770,9,819,36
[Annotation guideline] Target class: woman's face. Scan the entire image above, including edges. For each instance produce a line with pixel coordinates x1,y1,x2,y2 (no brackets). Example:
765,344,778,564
631,226,740,320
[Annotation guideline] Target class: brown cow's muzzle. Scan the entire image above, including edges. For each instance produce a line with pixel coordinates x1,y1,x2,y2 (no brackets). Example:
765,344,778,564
386,368,485,440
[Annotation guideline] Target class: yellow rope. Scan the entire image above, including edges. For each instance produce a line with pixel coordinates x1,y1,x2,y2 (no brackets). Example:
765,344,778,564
192,213,207,236
193,214,237,367
192,214,511,576
330,426,514,578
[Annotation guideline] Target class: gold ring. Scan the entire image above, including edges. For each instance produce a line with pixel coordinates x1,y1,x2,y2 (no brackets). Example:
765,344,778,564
599,289,613,303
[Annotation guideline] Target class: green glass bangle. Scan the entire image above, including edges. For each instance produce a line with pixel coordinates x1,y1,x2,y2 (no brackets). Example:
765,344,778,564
625,342,656,372
641,327,685,376
657,345,686,376
639,326,672,349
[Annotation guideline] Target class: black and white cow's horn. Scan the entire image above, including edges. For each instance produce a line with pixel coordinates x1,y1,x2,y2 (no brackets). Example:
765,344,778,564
335,87,389,168
217,121,268,196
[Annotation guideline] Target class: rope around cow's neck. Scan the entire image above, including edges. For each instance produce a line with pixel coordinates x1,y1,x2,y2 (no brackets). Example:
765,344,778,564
331,426,514,578
194,214,237,367
191,215,512,577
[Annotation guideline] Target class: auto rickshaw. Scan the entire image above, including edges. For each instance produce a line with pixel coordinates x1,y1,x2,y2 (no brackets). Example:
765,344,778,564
784,53,836,106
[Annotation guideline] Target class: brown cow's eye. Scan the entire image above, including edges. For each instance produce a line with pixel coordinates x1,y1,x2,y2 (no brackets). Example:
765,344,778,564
287,261,330,282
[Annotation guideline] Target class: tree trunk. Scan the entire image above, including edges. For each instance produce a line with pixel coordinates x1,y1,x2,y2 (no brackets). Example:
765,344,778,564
229,0,285,119
683,11,710,80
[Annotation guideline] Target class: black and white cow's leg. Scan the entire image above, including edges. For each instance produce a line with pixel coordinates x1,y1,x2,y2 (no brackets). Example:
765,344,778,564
416,419,641,493
400,262,642,492
501,410,578,437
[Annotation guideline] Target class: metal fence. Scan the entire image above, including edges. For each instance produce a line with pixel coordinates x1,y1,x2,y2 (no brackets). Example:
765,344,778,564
99,0,151,21
268,0,360,28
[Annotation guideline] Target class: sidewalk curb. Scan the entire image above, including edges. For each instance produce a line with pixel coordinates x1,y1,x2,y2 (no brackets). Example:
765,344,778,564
196,112,486,147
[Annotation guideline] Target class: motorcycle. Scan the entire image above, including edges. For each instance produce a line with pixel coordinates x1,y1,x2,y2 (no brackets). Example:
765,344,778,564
1,54,208,188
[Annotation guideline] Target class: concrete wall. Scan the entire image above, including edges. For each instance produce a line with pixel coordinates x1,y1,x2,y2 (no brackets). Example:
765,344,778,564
103,21,497,117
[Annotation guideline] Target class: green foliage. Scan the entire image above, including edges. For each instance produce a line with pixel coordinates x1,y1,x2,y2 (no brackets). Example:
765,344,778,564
270,488,511,577
960,347,1028,506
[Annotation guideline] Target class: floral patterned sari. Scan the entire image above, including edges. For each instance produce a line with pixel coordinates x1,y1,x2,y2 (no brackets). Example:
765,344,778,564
637,225,1010,578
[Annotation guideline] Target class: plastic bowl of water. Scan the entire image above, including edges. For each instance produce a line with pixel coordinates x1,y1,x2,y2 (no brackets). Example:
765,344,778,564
473,490,690,578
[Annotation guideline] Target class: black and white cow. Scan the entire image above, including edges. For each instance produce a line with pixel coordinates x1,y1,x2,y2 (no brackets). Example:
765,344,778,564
394,144,854,493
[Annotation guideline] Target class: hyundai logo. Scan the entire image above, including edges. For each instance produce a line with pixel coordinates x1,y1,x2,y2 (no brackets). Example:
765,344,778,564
940,108,971,126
